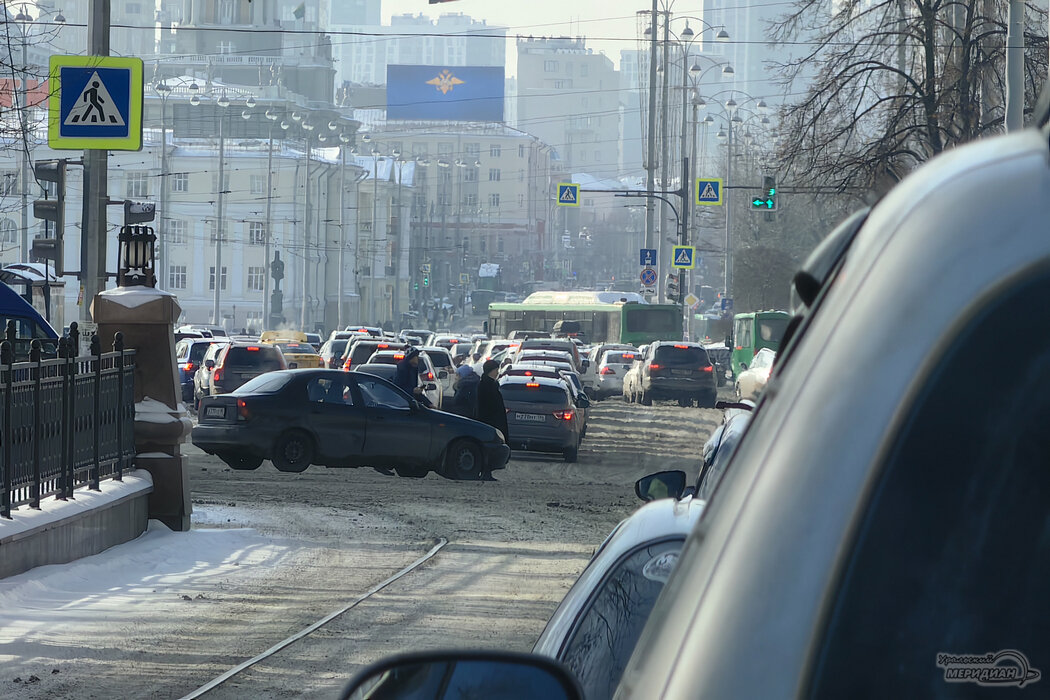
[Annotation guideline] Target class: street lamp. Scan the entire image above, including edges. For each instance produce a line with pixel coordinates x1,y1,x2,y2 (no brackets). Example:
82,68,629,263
152,81,173,290
299,119,316,330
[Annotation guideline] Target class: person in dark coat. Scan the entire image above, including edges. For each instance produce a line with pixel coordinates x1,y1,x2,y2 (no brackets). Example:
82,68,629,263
452,364,480,418
394,347,429,405
476,359,508,440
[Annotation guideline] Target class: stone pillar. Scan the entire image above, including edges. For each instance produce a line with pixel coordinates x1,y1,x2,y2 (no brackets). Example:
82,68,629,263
92,287,193,531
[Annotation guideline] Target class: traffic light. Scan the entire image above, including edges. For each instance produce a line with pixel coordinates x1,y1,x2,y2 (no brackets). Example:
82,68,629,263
423,275,430,287
32,159,66,275
750,175,777,211
666,274,680,303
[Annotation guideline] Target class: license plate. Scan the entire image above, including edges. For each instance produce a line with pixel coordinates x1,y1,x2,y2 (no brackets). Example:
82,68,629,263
515,412,546,423
672,369,692,376
205,406,225,418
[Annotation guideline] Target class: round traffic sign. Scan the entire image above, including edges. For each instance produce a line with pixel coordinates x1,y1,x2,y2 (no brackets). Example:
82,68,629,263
640,267,657,286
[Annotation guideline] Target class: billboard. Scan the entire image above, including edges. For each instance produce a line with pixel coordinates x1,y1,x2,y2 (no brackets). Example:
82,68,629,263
387,65,504,122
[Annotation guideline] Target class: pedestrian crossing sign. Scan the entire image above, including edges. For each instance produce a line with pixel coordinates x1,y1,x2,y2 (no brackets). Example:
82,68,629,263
557,183,581,207
671,245,696,270
695,178,723,206
48,55,143,151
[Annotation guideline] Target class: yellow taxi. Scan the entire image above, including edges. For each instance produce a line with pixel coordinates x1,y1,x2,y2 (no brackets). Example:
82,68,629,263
260,331,325,369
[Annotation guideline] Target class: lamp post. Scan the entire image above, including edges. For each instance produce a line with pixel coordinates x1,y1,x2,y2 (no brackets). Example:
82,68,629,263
337,131,350,329
299,116,315,330
262,109,289,327
153,81,172,289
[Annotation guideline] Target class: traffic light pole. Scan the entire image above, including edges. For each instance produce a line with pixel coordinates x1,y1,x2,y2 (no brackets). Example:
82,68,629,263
81,0,110,322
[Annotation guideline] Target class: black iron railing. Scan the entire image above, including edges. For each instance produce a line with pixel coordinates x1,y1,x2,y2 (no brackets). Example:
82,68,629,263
0,322,136,519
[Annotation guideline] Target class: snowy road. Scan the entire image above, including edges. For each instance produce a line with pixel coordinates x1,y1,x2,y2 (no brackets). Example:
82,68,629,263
0,400,720,699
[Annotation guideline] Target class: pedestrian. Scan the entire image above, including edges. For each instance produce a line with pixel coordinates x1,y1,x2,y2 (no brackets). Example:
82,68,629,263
452,363,480,418
476,359,508,441
394,347,430,406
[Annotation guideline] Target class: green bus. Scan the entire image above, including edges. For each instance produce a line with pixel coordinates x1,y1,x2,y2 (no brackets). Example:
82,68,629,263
729,310,791,377
488,291,683,345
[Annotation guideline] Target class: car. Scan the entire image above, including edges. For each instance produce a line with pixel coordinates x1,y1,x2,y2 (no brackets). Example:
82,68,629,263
532,492,706,700
271,340,325,369
513,349,575,368
364,350,443,409
304,332,322,351
192,342,229,409
499,375,585,462
734,347,775,401
418,346,458,401
344,325,384,337
317,338,352,369
340,339,407,371
581,343,635,391
517,337,583,372
623,342,717,408
593,348,638,400
400,328,435,346
502,363,590,434
208,342,287,397
192,369,510,479
175,337,228,404
449,342,472,366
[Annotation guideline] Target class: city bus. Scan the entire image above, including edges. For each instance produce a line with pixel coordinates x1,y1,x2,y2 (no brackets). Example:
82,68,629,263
729,310,791,377
0,280,59,360
488,291,682,345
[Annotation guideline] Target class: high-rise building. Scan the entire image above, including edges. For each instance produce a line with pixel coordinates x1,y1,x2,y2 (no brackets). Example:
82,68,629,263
516,37,620,178
619,50,645,178
701,0,784,105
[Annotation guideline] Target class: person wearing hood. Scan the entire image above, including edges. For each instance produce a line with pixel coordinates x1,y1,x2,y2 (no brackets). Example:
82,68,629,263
394,347,429,405
452,363,480,418
476,359,508,440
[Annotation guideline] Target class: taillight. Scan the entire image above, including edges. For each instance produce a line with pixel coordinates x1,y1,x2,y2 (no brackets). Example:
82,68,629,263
427,371,434,381
344,358,352,370
553,410,574,420
213,367,223,383
674,344,689,349
599,366,615,375
185,362,195,372
526,382,540,388
246,346,260,351
649,363,662,370
700,366,713,372
237,398,250,420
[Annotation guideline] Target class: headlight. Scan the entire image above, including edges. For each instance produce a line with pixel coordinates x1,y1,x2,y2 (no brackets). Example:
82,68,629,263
495,429,506,443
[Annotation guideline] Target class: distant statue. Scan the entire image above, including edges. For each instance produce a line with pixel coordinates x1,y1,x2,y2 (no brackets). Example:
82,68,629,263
271,251,284,291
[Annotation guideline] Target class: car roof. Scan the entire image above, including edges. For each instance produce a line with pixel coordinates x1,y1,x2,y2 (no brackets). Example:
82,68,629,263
499,375,566,388
621,127,1050,697
533,496,706,659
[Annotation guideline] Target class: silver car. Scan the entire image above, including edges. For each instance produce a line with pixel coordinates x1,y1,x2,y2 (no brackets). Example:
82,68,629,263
500,375,583,462
594,348,639,400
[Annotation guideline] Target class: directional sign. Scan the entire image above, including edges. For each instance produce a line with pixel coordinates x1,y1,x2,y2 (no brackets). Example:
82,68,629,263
684,293,699,308
671,246,696,270
696,178,723,206
557,183,581,207
420,263,431,274
48,55,143,151
721,297,734,312
640,267,657,286
459,272,470,284
639,248,657,266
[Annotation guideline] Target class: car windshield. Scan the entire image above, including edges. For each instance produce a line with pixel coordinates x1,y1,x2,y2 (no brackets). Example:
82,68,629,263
277,343,317,355
604,352,636,364
652,346,709,366
225,347,284,371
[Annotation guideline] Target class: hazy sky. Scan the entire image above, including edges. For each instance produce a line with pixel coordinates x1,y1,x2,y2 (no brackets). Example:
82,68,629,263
382,0,655,74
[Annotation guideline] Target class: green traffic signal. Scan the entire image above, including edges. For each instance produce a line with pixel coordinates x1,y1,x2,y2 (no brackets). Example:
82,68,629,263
423,276,430,287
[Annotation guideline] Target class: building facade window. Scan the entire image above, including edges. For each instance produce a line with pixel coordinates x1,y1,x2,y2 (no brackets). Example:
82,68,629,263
172,172,189,192
488,168,501,182
437,193,451,206
167,219,187,245
250,175,265,194
168,264,187,290
126,171,150,198
489,145,501,158
464,193,477,206
208,222,228,242
519,144,526,158
544,60,559,72
212,173,230,191
247,266,265,291
464,168,477,182
1,171,17,195
489,193,500,208
209,266,227,291
248,221,267,245
554,80,573,89
0,218,16,243
465,143,480,157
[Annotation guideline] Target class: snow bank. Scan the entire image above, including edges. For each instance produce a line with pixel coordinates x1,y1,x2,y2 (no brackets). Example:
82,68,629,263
135,396,182,423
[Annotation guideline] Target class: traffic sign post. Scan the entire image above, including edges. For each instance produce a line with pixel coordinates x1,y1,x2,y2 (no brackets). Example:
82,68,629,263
48,55,144,151
640,267,657,286
695,178,723,206
750,175,777,211
557,183,581,207
671,246,696,270
459,272,470,285
639,248,657,266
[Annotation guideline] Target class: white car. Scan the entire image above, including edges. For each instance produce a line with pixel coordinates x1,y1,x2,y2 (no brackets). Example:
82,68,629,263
734,347,775,401
594,348,639,400
418,346,457,401
362,350,443,409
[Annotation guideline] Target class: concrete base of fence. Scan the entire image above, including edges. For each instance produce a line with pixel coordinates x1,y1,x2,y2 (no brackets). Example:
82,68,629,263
135,452,192,532
0,471,153,580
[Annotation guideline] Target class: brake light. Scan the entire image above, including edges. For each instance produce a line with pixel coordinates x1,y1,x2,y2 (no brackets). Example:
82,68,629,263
526,382,540,388
213,367,223,383
600,367,615,375
185,362,195,372
524,370,533,376
649,364,662,370
237,399,250,420
247,346,260,352
450,339,459,343
427,371,434,381
393,353,405,359
553,410,574,420
622,354,635,359
674,344,689,349
378,343,389,349
700,366,713,372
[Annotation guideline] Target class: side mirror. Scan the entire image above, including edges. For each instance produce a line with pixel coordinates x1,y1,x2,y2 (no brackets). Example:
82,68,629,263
205,359,215,369
635,470,688,502
581,359,590,371
438,370,448,379
288,362,298,369
739,363,748,371
724,334,732,348
425,383,439,391
340,650,583,700
576,396,591,409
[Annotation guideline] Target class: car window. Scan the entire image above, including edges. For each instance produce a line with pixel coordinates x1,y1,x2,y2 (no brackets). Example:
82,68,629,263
809,268,1050,698
277,342,317,355
757,317,788,344
560,539,684,700
236,372,293,394
355,377,411,410
604,352,637,364
652,345,708,366
225,346,284,371
500,384,570,405
175,340,190,360
424,351,452,368
751,349,775,370
306,377,354,405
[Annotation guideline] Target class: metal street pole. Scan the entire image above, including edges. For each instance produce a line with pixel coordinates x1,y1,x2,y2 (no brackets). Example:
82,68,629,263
157,89,169,290
370,152,378,324
644,0,659,277
82,0,110,322
213,104,226,326
338,141,347,328
263,121,275,326
724,116,733,299
300,127,313,330
658,8,671,303
1005,1,1025,131
19,31,29,263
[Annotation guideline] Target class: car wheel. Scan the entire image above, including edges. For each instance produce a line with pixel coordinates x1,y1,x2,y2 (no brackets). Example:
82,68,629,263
395,464,429,478
444,439,483,480
641,390,653,406
678,397,691,408
271,430,314,473
218,453,263,470
563,445,579,463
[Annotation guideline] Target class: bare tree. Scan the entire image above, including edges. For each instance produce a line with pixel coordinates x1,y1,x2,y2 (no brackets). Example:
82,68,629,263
769,0,1049,195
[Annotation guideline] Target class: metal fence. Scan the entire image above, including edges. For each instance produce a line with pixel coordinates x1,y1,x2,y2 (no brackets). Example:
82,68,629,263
0,322,136,519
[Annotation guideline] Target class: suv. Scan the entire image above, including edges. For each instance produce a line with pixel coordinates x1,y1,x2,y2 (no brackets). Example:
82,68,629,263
625,342,716,407
340,339,408,371
517,337,582,371
500,375,584,462
175,338,227,404
192,342,228,409
209,342,287,396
